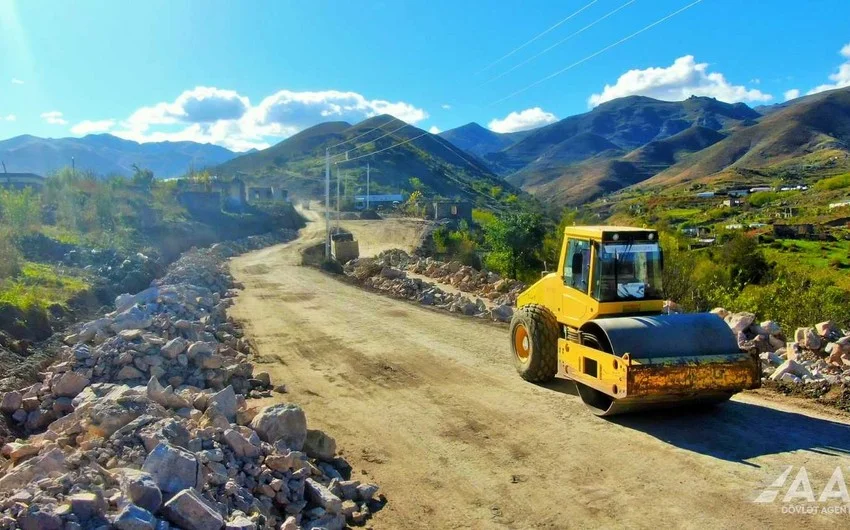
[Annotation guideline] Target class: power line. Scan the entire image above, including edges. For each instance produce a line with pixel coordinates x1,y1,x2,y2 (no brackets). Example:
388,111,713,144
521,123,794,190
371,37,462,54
483,0,638,85
475,0,599,75
326,116,399,150
491,0,704,104
340,132,430,163
332,121,413,161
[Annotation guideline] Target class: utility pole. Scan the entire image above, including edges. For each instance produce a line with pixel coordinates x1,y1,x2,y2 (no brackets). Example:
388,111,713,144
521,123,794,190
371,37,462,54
366,162,370,210
71,157,75,176
336,164,341,230
324,148,330,259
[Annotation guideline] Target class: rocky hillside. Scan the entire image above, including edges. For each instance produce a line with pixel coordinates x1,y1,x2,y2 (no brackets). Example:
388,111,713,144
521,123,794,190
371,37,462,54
214,115,516,208
0,134,239,178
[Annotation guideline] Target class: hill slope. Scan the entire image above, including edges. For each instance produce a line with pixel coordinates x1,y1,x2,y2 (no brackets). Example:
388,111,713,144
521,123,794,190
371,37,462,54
0,134,239,178
491,96,756,204
640,86,850,189
438,123,530,158
215,115,514,207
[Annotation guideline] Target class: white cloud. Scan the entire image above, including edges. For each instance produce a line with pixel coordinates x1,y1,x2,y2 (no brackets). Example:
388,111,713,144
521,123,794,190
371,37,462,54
428,126,441,134
3,114,15,121
10,78,23,85
71,119,116,135
806,42,850,95
441,104,452,110
41,111,67,125
488,107,557,133
109,86,428,151
784,89,801,101
588,55,773,107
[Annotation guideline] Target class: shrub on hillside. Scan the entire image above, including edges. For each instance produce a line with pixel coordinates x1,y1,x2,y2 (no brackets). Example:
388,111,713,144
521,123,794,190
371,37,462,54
814,173,850,191
0,230,21,279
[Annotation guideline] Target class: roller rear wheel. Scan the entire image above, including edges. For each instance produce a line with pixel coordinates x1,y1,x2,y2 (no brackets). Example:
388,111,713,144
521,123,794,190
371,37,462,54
510,304,558,383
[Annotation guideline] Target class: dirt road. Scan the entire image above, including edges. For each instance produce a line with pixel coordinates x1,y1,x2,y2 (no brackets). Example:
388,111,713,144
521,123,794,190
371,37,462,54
230,217,850,529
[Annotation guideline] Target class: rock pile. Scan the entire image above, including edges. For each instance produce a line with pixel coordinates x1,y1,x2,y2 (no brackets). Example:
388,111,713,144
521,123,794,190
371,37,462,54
343,250,521,323
714,308,850,387
0,229,382,530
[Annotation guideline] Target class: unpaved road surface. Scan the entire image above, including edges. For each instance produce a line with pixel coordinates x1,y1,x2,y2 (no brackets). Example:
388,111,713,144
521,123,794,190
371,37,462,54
231,216,850,529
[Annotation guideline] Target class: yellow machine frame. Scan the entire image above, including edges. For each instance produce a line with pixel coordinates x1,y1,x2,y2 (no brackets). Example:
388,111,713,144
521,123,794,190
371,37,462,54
514,226,759,414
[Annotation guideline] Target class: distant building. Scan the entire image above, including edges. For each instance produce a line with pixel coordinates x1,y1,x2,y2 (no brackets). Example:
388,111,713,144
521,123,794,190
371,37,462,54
750,186,772,193
774,223,815,239
211,177,246,211
696,191,715,199
722,198,742,207
428,200,472,222
354,194,404,209
178,191,222,216
246,185,288,203
776,206,798,219
829,200,850,209
1,172,45,190
681,226,712,238
726,189,749,197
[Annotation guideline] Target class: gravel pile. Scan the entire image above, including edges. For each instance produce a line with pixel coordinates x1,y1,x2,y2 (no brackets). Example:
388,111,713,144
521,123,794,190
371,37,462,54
343,250,519,323
714,308,850,387
0,229,382,530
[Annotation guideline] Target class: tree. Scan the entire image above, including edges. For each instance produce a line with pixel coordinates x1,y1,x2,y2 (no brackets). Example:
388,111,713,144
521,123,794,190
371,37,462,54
484,212,546,280
131,164,155,190
721,233,772,289
408,177,424,192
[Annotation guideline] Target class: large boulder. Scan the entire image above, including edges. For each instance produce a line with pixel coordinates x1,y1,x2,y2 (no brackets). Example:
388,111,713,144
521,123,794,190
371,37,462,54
162,488,224,530
146,377,190,410
141,442,200,494
207,386,237,422
726,312,755,334
110,305,153,332
52,371,90,398
250,403,307,450
114,468,163,513
303,429,337,461
113,504,156,530
795,328,822,351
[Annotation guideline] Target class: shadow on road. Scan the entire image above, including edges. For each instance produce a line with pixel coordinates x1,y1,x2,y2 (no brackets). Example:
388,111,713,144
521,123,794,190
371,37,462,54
612,400,850,465
540,381,850,465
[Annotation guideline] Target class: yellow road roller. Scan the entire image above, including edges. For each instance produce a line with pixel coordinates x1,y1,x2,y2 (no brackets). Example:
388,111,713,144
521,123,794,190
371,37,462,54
510,226,760,415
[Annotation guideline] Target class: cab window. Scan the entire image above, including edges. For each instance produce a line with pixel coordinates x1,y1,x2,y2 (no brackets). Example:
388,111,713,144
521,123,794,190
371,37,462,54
563,239,591,293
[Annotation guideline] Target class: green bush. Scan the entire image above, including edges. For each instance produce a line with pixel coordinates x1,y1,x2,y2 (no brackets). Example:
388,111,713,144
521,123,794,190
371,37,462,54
748,191,779,207
0,230,21,279
814,173,850,191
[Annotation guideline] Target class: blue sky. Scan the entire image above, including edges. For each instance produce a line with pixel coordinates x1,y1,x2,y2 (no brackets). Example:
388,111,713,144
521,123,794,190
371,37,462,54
1,0,849,151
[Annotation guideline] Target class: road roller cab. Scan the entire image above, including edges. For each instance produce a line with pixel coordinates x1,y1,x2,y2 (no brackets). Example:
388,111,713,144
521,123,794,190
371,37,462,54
510,226,760,416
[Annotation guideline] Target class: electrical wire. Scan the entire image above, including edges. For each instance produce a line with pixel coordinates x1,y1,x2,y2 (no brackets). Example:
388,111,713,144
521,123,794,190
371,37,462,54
483,0,638,85
475,0,599,75
326,116,399,150
491,0,704,104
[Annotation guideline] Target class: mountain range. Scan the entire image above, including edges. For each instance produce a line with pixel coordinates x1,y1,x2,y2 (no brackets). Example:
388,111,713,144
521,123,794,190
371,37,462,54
440,86,850,205
213,115,513,208
0,134,239,178
4,86,849,208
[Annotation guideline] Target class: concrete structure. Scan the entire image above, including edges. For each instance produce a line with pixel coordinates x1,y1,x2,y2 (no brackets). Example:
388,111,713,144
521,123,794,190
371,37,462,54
1,172,45,190
428,200,473,222
246,185,288,203
211,177,246,211
774,223,815,239
354,194,403,209
177,191,221,216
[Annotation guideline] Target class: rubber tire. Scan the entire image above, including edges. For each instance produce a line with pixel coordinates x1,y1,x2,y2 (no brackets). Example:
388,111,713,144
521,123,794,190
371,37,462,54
510,303,558,383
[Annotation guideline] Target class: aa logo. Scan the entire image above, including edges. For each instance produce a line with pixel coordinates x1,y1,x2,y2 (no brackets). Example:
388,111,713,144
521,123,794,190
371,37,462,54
755,466,850,504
